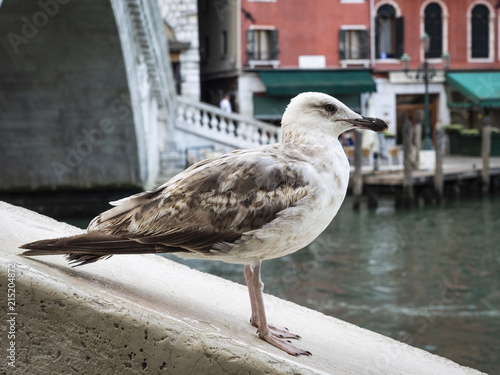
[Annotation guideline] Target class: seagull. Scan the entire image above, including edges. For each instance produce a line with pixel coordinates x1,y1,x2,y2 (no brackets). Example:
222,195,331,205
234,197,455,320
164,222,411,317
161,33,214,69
21,92,388,356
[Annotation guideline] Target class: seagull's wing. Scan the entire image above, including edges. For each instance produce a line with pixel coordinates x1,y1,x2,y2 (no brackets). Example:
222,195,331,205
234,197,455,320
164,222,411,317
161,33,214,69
88,148,313,253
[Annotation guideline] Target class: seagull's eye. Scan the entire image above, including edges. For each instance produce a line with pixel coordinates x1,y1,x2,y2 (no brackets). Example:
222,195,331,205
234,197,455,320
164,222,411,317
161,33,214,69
324,104,336,113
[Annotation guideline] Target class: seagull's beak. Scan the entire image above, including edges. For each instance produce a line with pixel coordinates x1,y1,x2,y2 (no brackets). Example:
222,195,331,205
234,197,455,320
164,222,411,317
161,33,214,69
341,116,388,132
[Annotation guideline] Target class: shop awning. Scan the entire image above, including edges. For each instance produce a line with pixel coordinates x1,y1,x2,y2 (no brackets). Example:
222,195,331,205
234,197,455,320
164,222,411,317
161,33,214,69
253,94,362,120
253,96,289,120
446,72,500,108
258,69,376,96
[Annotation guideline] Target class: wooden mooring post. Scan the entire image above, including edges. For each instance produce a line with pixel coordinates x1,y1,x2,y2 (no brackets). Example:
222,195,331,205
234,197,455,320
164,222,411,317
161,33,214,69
352,129,363,210
414,121,422,169
434,127,445,202
482,120,491,195
401,117,413,208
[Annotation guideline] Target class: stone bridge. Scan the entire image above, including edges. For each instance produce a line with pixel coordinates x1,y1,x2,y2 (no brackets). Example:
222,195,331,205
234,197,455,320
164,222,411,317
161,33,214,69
0,0,176,190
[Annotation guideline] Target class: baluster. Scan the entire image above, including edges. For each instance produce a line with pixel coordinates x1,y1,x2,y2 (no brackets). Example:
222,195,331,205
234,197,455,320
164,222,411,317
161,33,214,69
201,110,209,129
236,122,247,141
210,113,219,132
250,127,260,146
227,120,236,136
260,131,270,145
245,125,254,144
185,107,194,126
269,132,277,144
219,117,228,135
193,107,202,128
176,103,185,123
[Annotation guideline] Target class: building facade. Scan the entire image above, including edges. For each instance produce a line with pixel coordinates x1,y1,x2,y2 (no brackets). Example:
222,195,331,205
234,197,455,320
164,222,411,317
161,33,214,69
199,0,500,142
238,0,375,123
198,0,240,107
160,0,201,101
371,0,500,143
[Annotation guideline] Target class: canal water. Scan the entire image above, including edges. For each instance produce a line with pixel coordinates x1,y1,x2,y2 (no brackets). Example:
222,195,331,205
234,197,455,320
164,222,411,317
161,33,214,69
161,196,500,374
64,196,500,373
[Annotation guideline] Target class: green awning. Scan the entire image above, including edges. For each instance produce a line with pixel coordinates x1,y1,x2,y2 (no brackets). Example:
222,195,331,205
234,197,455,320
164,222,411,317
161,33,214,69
253,94,361,120
258,69,376,96
253,96,289,120
446,72,500,108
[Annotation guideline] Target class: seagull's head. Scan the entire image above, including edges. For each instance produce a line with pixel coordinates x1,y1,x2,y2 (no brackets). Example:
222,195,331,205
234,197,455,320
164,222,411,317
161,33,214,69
281,92,388,140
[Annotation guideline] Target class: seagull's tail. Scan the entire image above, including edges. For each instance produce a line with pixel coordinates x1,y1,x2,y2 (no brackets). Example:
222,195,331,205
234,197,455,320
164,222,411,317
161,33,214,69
20,232,181,267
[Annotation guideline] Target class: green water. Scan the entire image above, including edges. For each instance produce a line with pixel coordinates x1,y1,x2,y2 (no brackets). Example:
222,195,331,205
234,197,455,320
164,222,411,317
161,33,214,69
65,196,500,373
161,196,500,374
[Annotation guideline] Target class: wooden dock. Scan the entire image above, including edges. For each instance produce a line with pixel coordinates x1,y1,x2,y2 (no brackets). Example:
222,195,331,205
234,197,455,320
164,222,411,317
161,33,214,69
362,156,500,187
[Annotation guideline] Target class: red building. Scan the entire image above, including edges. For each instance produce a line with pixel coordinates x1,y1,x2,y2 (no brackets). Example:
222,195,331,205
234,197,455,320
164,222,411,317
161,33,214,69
199,0,500,139
241,0,372,69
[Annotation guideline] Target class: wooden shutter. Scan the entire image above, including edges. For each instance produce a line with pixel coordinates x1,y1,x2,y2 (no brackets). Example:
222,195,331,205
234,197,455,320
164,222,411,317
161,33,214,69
339,29,346,60
396,17,404,58
270,29,279,60
246,29,256,61
361,29,370,59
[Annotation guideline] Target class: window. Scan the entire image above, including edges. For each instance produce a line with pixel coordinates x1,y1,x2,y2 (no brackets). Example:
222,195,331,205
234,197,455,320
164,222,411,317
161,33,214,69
246,29,279,62
339,29,369,60
471,4,489,58
375,4,404,59
424,3,443,58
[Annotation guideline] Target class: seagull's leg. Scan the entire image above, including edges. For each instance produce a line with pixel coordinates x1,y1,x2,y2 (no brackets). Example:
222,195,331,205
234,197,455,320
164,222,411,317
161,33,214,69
244,264,299,339
248,262,312,356
244,264,259,327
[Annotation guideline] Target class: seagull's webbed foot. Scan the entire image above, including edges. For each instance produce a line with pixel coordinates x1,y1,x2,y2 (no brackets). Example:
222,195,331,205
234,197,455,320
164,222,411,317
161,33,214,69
259,329,312,357
251,319,301,339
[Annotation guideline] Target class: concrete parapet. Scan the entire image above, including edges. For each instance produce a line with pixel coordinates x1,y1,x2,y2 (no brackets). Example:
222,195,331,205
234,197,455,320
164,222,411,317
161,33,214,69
0,201,485,374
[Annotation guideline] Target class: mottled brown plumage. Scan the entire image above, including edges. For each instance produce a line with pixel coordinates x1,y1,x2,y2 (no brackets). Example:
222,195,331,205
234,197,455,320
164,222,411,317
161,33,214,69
105,148,309,252
21,147,313,265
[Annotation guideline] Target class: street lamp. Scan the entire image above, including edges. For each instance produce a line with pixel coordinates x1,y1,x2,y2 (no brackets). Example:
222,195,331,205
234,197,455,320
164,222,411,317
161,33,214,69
420,32,431,54
400,33,450,151
442,52,451,70
400,53,410,71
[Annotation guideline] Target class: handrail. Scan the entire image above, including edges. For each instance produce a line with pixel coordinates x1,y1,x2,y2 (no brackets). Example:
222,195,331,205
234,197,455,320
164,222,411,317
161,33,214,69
175,96,282,149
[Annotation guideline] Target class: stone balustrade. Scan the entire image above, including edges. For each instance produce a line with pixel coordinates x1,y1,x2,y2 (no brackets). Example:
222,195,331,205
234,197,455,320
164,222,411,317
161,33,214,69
175,96,281,149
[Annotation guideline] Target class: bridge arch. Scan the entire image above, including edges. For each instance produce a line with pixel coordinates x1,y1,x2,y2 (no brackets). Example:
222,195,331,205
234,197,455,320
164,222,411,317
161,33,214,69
0,0,175,190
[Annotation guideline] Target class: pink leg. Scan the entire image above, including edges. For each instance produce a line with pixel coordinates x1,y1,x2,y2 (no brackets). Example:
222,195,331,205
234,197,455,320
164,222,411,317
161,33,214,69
244,264,300,339
244,263,312,356
244,264,259,327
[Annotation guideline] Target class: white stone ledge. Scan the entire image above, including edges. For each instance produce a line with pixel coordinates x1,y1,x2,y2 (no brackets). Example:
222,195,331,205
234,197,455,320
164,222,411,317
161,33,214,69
0,201,485,375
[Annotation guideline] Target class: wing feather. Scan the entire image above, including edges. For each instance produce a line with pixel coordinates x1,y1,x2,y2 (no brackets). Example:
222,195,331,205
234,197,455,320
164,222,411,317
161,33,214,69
89,147,312,253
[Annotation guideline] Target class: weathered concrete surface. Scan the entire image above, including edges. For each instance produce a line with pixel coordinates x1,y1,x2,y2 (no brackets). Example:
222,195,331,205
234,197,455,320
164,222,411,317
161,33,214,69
0,201,486,375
